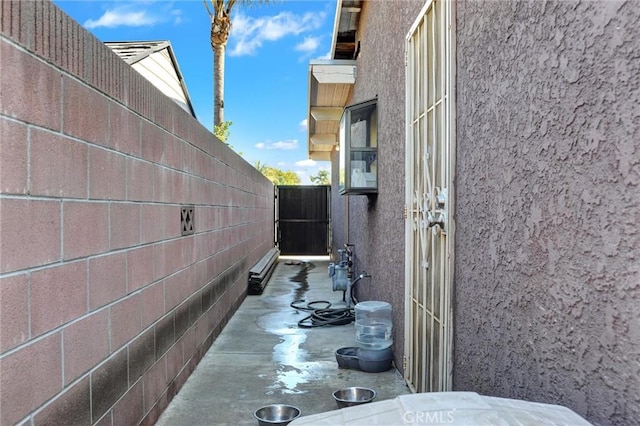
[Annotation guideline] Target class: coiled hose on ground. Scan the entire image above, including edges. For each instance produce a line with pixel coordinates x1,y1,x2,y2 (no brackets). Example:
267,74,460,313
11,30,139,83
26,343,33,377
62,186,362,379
291,271,368,327
290,300,356,328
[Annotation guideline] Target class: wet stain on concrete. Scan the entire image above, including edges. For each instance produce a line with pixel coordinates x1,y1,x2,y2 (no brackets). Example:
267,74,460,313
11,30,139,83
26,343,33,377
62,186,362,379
267,363,309,395
272,333,308,364
258,261,355,396
290,261,314,302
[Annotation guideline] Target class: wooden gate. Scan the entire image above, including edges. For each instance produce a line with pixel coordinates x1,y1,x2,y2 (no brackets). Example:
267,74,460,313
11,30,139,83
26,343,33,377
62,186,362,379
277,185,330,255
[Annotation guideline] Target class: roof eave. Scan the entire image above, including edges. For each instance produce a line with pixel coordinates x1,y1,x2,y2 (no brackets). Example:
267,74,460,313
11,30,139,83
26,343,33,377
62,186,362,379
307,60,356,161
307,0,361,161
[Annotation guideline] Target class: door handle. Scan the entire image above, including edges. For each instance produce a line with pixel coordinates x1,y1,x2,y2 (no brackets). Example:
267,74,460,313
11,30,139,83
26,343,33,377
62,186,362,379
427,211,445,229
427,188,447,230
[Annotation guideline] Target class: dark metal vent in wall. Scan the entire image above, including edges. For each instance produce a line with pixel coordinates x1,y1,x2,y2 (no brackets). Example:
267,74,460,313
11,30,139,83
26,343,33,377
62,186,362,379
181,206,194,236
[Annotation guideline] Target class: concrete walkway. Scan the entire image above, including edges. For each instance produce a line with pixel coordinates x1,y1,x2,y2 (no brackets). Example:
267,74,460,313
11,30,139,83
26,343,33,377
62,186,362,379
156,257,410,426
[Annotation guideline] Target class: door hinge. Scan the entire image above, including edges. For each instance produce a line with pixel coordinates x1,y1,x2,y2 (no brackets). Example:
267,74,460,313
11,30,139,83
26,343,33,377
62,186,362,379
403,356,407,371
403,204,408,219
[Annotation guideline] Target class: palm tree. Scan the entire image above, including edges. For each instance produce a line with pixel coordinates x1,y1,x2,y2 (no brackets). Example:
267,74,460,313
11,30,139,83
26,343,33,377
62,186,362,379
204,0,267,126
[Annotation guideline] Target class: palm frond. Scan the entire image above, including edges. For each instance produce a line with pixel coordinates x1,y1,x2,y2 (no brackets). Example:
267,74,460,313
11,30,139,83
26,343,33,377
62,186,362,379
225,0,237,15
203,0,212,17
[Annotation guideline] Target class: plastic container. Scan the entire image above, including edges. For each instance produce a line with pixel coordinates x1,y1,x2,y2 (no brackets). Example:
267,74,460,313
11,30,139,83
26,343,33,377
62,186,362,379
355,301,393,350
358,346,393,372
335,347,360,369
335,346,393,372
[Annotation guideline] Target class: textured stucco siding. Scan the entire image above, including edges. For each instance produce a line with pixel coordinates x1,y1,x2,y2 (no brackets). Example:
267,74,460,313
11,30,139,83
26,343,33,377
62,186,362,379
330,0,426,371
454,1,640,424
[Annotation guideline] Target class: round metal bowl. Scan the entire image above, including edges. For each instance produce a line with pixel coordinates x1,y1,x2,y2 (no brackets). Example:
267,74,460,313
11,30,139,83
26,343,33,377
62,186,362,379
253,404,301,426
332,387,376,409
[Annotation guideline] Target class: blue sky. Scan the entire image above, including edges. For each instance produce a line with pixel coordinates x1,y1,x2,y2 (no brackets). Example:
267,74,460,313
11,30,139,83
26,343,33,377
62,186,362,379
52,0,336,184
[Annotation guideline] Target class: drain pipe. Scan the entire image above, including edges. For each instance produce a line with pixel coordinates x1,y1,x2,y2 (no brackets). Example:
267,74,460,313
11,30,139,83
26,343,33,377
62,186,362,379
344,195,349,259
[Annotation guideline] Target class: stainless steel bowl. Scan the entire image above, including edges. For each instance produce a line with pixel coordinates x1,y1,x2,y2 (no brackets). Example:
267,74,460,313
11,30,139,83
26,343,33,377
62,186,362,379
332,387,376,409
253,404,301,426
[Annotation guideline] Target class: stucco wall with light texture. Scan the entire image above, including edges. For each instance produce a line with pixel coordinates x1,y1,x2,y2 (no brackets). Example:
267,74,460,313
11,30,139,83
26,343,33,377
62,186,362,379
330,0,426,371
454,1,640,424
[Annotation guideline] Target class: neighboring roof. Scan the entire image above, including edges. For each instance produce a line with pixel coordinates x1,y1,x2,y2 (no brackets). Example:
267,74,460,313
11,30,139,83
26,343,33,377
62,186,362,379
106,41,196,118
307,0,362,161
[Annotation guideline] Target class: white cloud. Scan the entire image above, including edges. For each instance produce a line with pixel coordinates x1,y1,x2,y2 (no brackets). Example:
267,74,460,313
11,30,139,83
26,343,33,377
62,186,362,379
83,1,184,29
229,11,326,56
295,36,321,53
299,119,308,131
171,9,184,26
273,140,299,150
85,10,156,29
255,140,299,150
83,3,183,29
318,48,332,60
295,159,316,167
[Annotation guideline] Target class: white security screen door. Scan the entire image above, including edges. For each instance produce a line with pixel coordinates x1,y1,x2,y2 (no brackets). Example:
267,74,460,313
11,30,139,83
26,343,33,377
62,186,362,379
404,0,455,393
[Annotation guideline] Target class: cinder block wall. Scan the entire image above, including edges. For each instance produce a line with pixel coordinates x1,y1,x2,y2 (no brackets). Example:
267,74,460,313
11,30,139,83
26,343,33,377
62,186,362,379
0,1,274,425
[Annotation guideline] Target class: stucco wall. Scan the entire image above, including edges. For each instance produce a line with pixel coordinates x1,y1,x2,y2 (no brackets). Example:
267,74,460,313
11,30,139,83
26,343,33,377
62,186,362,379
0,1,274,424
330,0,426,371
454,0,640,424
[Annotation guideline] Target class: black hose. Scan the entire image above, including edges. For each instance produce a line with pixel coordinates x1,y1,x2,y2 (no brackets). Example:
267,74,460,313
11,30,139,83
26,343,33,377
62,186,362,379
297,308,355,328
291,272,366,327
291,300,355,328
290,300,332,311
